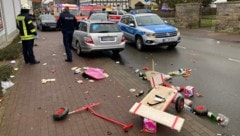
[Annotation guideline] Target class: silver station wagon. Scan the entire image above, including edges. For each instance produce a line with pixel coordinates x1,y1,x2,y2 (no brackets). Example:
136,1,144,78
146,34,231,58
72,20,126,56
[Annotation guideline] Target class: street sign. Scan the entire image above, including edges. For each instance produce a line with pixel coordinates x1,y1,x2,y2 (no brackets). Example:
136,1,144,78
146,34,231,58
144,0,149,2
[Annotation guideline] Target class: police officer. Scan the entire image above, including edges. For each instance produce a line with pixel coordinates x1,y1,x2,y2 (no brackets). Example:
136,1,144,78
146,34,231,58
16,4,40,64
57,7,78,62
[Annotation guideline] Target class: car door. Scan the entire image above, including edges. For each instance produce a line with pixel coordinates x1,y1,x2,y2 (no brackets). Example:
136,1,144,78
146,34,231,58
73,22,87,48
118,15,136,42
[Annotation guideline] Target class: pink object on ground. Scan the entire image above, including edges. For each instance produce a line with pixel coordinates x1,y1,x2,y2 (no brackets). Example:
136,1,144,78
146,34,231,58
84,67,105,80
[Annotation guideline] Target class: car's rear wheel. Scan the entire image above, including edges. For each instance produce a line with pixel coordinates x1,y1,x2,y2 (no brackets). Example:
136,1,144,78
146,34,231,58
136,36,145,51
112,50,121,55
76,42,82,56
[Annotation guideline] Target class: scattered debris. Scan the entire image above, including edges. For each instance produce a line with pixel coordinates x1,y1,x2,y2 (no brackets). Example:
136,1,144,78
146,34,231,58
196,92,203,97
41,78,56,84
1,80,14,93
116,61,120,64
142,118,157,134
89,80,94,83
14,68,18,71
135,90,144,97
183,86,194,98
42,63,47,65
77,80,83,84
10,75,15,78
129,88,136,92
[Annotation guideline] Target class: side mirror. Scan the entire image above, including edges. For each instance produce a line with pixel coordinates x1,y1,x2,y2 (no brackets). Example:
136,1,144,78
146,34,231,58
129,23,135,27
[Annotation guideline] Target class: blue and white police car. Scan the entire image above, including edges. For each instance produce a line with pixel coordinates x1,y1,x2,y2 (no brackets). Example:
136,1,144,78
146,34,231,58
118,12,181,51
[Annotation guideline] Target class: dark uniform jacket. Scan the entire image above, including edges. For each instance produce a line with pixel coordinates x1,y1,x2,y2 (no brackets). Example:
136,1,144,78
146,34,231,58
57,11,78,33
16,13,37,40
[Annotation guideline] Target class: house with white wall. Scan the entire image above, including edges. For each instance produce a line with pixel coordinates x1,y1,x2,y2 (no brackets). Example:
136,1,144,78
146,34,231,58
0,0,21,48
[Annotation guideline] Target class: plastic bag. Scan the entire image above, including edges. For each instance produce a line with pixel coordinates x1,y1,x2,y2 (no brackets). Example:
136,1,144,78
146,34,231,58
142,118,157,134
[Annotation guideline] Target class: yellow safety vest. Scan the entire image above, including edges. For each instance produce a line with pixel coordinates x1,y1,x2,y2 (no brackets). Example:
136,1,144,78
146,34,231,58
16,16,36,40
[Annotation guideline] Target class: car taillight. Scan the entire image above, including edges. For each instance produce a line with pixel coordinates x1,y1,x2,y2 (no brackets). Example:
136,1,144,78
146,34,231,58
84,36,94,44
121,35,125,42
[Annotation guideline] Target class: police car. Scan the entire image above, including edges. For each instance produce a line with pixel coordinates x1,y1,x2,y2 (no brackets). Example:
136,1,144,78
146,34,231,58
118,12,181,51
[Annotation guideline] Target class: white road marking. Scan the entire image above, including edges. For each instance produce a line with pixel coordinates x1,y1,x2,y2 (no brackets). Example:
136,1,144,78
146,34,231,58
228,58,240,63
177,46,186,49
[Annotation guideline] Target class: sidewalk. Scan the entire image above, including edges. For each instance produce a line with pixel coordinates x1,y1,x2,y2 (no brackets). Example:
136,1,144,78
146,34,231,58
0,29,234,136
180,28,240,43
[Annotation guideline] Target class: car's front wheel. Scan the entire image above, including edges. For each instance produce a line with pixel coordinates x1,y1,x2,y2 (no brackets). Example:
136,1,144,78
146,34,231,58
136,36,145,51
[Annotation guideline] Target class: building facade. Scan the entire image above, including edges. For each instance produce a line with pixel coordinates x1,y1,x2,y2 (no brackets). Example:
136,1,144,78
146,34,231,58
0,0,21,48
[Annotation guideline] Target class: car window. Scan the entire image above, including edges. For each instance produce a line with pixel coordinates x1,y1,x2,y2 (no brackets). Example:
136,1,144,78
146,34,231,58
120,16,134,25
90,23,121,33
89,13,108,21
135,14,164,26
79,22,87,32
42,15,55,20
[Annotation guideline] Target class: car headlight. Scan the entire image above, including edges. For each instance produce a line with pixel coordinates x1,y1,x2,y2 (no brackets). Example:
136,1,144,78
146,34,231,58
144,32,156,38
176,28,180,36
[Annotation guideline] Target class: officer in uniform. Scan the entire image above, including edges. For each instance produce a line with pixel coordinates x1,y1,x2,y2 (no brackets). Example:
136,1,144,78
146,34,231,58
16,4,40,64
57,7,78,62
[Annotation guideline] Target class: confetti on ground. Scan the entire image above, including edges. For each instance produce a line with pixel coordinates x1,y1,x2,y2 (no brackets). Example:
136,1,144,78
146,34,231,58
129,88,136,92
41,78,56,84
71,67,78,70
104,73,109,78
77,80,83,84
89,80,94,83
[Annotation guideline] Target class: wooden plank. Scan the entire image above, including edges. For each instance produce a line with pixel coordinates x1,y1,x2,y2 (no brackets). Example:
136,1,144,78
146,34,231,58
129,102,185,132
145,71,161,81
140,86,177,111
149,73,164,88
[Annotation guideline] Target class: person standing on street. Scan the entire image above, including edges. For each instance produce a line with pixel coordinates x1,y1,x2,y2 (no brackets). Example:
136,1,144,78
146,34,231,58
57,7,78,62
16,4,40,64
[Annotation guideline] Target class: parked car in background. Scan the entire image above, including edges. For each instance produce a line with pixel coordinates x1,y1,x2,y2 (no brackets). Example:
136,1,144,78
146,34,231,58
118,13,181,51
72,20,125,56
88,12,109,21
107,10,127,23
36,14,58,31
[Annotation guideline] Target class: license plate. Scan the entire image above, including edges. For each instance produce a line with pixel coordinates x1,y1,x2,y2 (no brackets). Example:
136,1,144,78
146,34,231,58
163,37,175,42
101,37,115,41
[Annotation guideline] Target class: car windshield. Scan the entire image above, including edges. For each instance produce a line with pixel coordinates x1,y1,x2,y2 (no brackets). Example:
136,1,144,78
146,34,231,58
42,15,55,20
89,13,108,21
90,23,121,33
135,14,165,26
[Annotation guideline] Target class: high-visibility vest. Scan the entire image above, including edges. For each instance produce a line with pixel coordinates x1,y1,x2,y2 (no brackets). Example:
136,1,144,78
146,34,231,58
16,16,36,40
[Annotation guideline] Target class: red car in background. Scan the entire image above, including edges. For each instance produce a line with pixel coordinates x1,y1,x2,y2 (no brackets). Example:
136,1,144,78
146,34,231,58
107,10,127,23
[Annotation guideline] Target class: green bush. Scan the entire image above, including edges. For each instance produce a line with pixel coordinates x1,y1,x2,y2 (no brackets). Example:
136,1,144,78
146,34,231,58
0,36,22,61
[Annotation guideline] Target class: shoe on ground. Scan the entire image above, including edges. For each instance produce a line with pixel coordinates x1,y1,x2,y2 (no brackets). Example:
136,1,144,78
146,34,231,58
30,61,40,64
65,59,72,62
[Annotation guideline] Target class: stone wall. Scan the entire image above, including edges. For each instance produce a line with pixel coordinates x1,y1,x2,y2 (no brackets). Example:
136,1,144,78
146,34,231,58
216,1,240,33
175,3,201,28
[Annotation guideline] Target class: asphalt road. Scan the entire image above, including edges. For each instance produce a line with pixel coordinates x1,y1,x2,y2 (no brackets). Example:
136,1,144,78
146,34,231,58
114,34,240,135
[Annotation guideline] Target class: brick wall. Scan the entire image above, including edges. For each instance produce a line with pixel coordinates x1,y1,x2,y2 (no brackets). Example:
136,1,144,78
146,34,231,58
175,3,201,28
216,1,240,33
